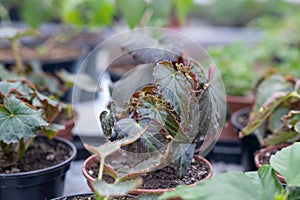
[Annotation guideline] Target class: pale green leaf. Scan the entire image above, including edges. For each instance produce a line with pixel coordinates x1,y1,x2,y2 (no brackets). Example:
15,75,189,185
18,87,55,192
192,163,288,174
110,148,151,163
93,178,142,196
0,95,48,143
270,142,300,187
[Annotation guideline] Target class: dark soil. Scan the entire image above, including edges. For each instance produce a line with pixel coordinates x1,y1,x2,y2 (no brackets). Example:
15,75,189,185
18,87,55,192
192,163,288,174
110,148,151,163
87,157,210,190
258,149,279,165
56,194,135,200
237,114,249,128
0,137,73,174
0,46,81,63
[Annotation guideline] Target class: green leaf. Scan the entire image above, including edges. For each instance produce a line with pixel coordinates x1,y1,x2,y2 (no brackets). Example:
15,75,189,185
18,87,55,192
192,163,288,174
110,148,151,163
93,178,142,196
115,117,170,153
154,61,191,129
253,75,294,115
100,102,116,139
0,95,48,143
173,0,193,25
57,69,100,92
287,186,300,200
28,73,64,97
0,80,34,99
160,165,283,200
130,85,184,139
268,107,289,133
0,65,21,81
270,142,300,187
172,143,195,178
240,91,291,138
41,123,65,139
119,0,147,28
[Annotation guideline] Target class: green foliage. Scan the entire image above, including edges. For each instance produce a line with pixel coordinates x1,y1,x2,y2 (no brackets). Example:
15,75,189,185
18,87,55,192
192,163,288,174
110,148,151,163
0,80,63,165
200,0,291,26
93,178,142,197
160,165,283,200
85,56,216,199
160,143,300,200
270,143,300,187
61,0,115,28
240,75,300,146
208,43,259,96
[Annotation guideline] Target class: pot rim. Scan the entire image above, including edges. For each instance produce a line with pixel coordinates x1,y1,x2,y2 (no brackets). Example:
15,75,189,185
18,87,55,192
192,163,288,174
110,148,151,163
82,154,213,194
0,136,77,178
254,143,290,183
230,106,252,131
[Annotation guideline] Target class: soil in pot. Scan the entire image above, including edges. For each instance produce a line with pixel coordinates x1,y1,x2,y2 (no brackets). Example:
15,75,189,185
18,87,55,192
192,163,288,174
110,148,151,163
86,157,210,190
54,194,135,200
0,137,73,174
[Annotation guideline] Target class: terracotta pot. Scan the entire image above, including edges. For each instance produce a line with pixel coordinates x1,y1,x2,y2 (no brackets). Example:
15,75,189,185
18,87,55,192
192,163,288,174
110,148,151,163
226,95,254,114
254,143,290,183
82,155,213,195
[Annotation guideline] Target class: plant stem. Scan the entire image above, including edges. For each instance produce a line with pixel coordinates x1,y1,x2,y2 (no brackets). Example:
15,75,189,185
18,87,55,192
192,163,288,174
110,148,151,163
10,39,25,73
138,7,153,28
98,156,105,180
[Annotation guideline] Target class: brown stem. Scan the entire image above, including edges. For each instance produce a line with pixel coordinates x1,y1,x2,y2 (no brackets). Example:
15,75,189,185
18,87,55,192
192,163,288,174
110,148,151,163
10,39,25,73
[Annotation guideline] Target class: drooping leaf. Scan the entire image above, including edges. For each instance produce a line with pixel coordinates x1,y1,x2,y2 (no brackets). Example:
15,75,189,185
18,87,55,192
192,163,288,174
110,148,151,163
240,91,291,138
263,110,300,145
252,75,294,116
57,69,100,92
172,143,196,178
35,92,60,122
28,72,64,97
93,178,142,196
268,107,290,133
41,123,65,139
270,142,300,187
159,165,283,200
263,130,298,146
0,95,48,143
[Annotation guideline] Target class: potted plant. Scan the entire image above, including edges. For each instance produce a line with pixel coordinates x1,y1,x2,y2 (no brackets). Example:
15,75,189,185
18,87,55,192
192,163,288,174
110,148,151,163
160,142,300,200
80,52,220,199
0,79,77,200
0,27,100,141
237,74,300,172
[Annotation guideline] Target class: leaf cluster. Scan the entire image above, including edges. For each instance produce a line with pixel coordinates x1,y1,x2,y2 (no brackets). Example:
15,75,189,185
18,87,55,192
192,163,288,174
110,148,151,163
84,57,215,198
0,79,63,166
160,142,300,200
240,74,300,146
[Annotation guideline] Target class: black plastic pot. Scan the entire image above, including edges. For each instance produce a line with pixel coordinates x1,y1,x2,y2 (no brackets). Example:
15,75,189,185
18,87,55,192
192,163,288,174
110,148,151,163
0,136,77,200
231,107,260,171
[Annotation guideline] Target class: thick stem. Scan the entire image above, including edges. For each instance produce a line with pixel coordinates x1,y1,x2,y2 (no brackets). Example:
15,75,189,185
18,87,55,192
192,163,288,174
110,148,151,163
10,39,25,73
